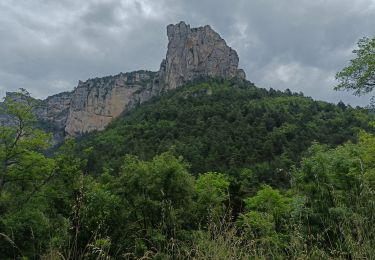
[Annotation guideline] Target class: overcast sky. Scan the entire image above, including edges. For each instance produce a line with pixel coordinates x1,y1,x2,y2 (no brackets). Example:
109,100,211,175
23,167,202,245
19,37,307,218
1,0,375,105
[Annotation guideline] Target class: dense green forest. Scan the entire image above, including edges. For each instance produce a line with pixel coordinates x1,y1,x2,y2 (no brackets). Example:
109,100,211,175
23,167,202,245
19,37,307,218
1,79,375,259
76,78,371,199
1,36,375,259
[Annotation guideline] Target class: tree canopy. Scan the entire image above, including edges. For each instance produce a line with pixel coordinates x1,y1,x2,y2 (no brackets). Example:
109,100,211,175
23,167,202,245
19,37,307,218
335,37,375,95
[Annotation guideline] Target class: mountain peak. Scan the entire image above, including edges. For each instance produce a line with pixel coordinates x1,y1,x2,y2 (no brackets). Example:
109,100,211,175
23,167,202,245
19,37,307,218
160,21,244,90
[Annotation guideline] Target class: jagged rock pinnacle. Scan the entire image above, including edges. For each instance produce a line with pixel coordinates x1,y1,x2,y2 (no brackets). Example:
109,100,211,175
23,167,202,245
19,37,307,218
158,21,245,90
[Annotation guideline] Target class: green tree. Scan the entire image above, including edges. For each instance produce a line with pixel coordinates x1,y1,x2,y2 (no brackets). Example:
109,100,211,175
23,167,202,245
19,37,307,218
292,133,375,257
0,89,53,193
111,152,195,256
0,90,58,258
237,185,292,255
335,37,375,95
194,172,230,225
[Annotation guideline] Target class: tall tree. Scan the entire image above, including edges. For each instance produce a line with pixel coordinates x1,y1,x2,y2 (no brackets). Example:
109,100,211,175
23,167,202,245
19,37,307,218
0,89,54,195
0,89,56,258
335,37,375,95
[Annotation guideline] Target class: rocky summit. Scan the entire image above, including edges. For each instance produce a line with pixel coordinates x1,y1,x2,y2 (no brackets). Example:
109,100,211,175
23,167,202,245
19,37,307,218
1,21,245,141
159,21,245,91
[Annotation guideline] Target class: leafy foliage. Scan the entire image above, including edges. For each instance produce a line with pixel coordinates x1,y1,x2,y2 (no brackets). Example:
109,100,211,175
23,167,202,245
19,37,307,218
335,37,375,95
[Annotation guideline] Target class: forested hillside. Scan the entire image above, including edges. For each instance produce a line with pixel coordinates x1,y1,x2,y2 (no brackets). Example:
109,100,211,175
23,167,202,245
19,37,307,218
76,78,372,189
2,77,375,259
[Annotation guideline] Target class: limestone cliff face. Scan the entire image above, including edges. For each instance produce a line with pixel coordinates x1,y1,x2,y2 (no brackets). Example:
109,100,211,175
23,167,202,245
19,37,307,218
34,92,72,142
65,71,157,136
34,92,72,128
158,21,245,91
2,21,245,139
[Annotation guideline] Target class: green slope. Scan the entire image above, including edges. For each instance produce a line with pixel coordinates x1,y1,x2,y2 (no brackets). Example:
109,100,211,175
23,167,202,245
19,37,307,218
75,78,373,187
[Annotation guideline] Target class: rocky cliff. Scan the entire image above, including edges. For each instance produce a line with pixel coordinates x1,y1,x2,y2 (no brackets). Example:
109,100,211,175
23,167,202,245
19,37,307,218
65,71,157,136
1,21,245,140
158,21,245,91
33,91,72,142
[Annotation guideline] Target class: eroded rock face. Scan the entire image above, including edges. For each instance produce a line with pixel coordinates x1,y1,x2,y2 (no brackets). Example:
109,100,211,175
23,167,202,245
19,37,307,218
34,92,72,128
65,71,157,136
158,21,245,91
33,92,72,142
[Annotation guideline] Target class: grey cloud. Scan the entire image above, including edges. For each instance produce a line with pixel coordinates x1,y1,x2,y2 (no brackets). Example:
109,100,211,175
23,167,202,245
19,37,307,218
0,0,375,106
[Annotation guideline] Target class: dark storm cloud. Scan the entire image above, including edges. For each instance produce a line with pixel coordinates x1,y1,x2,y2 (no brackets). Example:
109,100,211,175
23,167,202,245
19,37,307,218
1,0,375,105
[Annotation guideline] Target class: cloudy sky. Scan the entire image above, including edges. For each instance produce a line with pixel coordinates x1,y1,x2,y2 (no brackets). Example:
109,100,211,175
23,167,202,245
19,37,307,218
1,0,375,105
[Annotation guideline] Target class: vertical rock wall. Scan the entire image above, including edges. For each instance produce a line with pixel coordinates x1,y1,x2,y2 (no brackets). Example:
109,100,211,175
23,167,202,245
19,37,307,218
158,21,244,91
